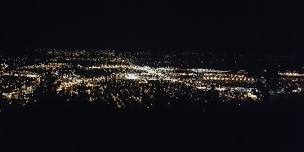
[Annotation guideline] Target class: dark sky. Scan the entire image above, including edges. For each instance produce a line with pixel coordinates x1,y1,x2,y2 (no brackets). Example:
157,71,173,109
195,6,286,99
0,1,303,54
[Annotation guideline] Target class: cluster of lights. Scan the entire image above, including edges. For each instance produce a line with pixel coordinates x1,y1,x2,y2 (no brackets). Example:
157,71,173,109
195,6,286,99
278,72,304,77
0,49,304,111
0,71,41,105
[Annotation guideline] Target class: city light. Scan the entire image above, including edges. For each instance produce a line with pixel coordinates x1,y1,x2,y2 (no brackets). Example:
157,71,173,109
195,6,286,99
0,49,304,111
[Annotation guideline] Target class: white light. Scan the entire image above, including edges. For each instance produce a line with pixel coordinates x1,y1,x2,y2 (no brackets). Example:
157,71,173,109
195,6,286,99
125,73,139,80
247,92,258,100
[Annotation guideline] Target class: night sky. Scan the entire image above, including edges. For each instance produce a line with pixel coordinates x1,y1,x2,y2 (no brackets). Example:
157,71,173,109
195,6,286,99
0,1,303,54
1,2,304,149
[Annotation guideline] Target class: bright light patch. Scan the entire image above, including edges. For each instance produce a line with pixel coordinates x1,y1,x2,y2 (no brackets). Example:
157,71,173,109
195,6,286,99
247,92,258,100
125,73,139,80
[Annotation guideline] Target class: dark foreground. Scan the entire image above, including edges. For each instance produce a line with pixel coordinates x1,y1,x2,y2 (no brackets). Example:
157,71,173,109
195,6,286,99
0,96,303,151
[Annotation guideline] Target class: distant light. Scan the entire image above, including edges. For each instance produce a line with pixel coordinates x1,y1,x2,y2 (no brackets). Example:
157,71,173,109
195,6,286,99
247,92,258,100
125,73,139,80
